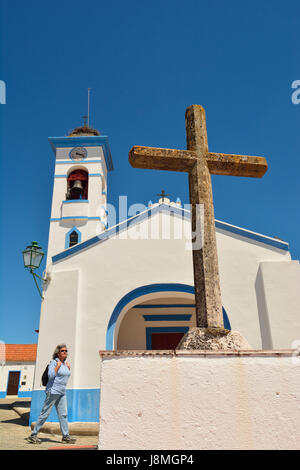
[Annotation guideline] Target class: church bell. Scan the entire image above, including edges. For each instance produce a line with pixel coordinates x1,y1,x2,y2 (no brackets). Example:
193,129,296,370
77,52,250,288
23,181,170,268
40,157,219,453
70,179,84,198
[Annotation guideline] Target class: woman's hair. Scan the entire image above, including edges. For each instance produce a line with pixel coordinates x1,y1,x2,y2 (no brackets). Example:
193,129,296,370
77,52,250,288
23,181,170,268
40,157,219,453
52,344,67,360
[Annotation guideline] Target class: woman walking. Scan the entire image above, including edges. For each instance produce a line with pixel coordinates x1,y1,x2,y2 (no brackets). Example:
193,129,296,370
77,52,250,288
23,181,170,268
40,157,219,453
27,344,76,444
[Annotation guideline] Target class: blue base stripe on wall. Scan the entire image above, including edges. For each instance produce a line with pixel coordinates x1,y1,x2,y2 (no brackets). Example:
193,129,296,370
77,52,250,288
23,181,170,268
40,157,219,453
18,391,33,398
29,389,100,424
0,391,32,398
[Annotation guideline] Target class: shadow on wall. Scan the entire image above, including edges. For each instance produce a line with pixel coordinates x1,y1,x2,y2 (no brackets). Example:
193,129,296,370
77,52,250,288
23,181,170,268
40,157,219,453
255,267,273,350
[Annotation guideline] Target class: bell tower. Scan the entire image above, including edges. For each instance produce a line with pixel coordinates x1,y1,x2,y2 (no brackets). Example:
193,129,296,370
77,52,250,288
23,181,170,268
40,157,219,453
46,124,113,264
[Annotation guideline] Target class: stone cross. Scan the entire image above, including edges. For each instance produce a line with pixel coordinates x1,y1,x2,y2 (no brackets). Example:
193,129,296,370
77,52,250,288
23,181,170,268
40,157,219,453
129,105,267,329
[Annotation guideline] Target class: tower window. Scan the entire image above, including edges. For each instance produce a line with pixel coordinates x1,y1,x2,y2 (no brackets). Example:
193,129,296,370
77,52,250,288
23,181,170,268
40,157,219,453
66,170,88,200
69,230,79,247
65,227,81,249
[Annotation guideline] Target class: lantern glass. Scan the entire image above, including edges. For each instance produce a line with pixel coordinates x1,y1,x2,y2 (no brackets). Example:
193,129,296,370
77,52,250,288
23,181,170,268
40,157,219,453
22,242,44,270
23,250,32,268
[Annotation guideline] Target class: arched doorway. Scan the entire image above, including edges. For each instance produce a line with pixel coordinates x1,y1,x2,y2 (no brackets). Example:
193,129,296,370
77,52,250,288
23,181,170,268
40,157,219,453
106,284,231,350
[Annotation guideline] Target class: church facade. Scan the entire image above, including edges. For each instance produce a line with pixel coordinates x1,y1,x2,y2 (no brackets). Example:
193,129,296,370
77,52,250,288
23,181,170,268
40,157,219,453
29,125,300,425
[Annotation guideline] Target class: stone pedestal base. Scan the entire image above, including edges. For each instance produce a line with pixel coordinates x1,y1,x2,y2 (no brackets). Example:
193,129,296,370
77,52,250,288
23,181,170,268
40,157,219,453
176,327,252,350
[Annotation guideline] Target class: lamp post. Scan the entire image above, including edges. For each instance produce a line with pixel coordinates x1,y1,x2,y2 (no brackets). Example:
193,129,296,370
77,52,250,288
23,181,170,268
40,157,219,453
22,241,46,299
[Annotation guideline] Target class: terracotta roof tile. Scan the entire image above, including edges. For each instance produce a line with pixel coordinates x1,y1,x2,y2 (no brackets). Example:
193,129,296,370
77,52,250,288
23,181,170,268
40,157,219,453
4,344,37,362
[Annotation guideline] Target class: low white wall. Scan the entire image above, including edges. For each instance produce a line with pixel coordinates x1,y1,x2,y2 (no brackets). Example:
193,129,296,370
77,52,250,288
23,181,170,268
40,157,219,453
98,350,300,450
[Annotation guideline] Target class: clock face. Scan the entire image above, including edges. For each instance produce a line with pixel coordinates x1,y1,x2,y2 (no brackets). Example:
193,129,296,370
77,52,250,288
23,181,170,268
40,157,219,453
70,147,87,161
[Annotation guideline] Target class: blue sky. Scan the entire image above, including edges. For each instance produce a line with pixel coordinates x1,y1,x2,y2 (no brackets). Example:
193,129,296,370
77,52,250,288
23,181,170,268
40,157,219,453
0,0,299,344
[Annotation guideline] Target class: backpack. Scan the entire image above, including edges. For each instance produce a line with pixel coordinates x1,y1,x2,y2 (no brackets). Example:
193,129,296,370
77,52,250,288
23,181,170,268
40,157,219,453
41,364,49,387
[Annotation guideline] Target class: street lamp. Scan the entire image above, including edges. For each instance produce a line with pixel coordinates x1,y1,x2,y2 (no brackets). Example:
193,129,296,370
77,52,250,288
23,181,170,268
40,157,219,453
22,241,46,299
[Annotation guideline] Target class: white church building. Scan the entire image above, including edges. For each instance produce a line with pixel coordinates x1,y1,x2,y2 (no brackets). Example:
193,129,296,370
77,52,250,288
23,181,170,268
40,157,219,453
29,124,300,426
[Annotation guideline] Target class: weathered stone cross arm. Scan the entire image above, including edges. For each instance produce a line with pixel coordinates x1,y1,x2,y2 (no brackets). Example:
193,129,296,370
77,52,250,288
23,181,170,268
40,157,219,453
129,146,267,178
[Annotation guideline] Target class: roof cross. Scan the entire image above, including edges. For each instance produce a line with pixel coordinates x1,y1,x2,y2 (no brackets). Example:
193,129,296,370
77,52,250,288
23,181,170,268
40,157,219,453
157,189,170,202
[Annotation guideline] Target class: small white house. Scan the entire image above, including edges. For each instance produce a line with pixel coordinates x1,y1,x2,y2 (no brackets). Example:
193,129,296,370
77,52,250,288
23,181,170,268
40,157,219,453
0,344,37,398
29,124,300,427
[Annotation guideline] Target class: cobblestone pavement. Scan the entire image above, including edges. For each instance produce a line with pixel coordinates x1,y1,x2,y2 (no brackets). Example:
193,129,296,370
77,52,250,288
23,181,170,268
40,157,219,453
0,398,98,450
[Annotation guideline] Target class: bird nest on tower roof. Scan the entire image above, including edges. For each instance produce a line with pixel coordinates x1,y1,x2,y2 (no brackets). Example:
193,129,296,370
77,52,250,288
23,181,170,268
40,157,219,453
68,125,100,136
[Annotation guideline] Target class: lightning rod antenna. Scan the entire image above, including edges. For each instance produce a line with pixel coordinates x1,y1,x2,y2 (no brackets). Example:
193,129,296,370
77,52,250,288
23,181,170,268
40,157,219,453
88,88,91,128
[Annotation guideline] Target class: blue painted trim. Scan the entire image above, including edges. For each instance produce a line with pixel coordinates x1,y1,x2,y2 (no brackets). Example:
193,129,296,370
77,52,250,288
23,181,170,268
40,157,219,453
134,304,196,309
56,159,102,164
105,283,231,349
65,226,82,249
18,391,32,398
143,314,192,321
146,326,189,349
50,216,101,222
48,135,113,172
142,310,230,328
29,389,100,424
62,200,89,204
215,220,289,251
106,283,194,349
54,173,102,178
51,204,289,264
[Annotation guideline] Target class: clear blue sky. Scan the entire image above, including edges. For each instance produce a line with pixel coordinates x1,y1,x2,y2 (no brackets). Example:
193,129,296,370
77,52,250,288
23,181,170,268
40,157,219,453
0,0,299,344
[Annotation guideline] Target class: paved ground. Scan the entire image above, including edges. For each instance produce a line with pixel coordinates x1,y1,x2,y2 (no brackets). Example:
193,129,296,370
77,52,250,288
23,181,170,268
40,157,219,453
0,398,98,450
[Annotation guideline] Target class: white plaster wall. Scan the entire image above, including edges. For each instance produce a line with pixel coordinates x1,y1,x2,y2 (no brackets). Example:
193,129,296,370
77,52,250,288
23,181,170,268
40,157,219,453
47,220,102,264
61,201,89,219
44,213,195,389
216,228,290,347
39,210,295,391
256,261,300,349
98,352,300,450
33,270,80,391
0,363,35,396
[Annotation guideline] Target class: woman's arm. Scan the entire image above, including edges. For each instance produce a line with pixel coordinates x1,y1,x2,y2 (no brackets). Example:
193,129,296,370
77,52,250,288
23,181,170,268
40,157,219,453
54,361,62,375
48,359,61,379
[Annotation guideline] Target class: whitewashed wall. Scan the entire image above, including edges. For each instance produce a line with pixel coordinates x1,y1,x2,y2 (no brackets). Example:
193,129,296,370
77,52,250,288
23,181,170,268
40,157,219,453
98,351,300,450
256,261,300,349
34,210,297,399
31,204,300,425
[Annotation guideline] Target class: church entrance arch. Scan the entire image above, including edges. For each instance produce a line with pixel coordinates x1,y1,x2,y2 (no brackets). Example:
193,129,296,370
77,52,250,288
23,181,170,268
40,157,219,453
106,284,231,350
